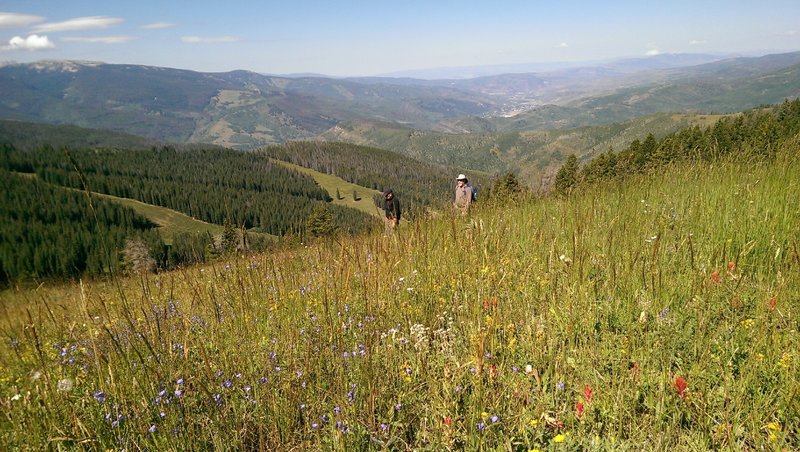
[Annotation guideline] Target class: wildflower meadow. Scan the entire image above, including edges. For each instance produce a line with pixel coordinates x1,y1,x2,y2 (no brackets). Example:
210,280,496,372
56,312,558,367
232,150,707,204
1,154,798,450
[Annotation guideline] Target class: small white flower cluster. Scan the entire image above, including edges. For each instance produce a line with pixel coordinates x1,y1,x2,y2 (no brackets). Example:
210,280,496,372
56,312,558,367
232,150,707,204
380,326,409,346
432,315,457,356
409,323,429,351
57,378,74,392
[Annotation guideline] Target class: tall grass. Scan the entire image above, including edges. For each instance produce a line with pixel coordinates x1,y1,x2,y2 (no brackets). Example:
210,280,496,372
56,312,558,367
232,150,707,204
1,154,798,450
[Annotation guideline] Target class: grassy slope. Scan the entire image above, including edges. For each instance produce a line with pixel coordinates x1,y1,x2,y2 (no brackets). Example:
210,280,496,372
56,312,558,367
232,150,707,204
271,159,384,218
10,171,228,242
1,154,797,449
90,191,225,242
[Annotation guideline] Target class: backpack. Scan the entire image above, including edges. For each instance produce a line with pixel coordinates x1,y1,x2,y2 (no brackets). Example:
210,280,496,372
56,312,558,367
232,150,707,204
471,185,477,202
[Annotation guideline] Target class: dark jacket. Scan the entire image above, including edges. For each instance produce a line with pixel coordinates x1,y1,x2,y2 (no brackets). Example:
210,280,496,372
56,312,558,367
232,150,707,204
384,195,401,221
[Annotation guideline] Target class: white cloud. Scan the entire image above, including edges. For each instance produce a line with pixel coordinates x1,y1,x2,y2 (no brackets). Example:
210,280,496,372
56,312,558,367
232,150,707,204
1,34,55,51
62,36,136,44
645,48,660,56
776,30,797,36
142,22,176,29
557,42,568,48
32,16,123,33
0,12,45,28
181,36,239,44
689,39,708,45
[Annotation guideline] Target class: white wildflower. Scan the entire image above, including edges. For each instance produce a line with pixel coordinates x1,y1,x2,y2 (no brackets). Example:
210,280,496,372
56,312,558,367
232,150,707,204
57,378,73,392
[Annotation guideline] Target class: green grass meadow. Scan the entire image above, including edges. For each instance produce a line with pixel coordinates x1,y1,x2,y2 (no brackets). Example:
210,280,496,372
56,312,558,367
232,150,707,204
272,159,384,219
91,192,226,243
1,154,798,450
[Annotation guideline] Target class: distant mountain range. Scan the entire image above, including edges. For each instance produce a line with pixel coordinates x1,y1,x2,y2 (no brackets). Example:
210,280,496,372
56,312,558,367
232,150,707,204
1,51,799,156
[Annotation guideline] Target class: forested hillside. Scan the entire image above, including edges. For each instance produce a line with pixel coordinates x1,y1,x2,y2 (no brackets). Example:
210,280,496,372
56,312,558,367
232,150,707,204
261,141,481,215
0,145,376,236
322,113,723,188
555,99,800,192
0,171,158,283
0,142,381,284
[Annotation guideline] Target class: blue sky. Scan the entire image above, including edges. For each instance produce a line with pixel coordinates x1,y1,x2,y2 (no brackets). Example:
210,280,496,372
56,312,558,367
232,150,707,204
1,1,799,77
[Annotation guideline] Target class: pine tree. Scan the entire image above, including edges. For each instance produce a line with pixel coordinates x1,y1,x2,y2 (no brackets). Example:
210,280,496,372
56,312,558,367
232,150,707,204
305,205,336,238
554,154,579,195
491,172,523,200
222,219,238,254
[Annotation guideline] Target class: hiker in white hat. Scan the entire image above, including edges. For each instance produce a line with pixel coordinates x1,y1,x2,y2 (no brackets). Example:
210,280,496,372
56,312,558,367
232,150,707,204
454,174,475,215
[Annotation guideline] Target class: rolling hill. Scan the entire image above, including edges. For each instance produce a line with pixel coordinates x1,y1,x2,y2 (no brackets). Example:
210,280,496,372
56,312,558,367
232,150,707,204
321,112,728,187
0,61,498,148
2,52,800,154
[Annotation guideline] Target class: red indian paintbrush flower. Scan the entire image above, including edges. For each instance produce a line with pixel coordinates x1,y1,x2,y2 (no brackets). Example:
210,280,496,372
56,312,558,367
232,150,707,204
710,271,721,285
674,377,688,400
768,296,777,311
583,385,593,404
575,401,585,418
728,261,736,272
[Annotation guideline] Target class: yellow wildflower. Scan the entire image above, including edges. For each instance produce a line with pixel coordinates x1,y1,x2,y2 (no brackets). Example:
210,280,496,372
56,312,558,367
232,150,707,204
553,433,567,443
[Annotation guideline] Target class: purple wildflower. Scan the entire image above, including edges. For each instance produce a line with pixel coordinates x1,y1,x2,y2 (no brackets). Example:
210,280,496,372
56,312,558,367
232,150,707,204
477,422,486,431
149,424,157,433
93,390,106,404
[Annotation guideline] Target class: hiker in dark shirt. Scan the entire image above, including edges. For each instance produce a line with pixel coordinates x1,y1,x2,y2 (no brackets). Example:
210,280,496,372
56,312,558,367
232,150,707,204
383,189,400,234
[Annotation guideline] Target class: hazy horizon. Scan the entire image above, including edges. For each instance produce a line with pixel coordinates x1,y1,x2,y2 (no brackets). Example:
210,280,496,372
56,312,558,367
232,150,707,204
1,1,799,78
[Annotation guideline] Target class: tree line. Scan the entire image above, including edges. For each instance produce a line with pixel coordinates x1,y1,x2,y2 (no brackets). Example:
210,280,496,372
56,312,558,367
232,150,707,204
0,144,378,285
260,141,471,217
0,170,160,283
555,99,800,193
0,145,374,236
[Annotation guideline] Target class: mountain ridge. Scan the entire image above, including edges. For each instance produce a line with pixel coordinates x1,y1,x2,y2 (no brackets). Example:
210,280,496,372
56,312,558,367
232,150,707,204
1,51,799,154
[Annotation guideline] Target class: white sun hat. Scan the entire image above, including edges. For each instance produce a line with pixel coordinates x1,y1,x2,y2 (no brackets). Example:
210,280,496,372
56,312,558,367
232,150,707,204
456,174,467,181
